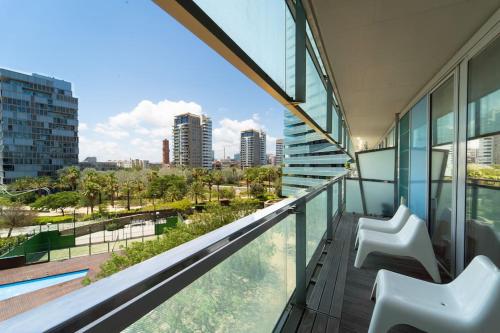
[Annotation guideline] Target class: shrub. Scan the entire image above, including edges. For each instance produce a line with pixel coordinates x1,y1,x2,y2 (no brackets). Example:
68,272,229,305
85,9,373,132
34,215,74,225
105,222,123,232
97,201,259,280
0,234,28,255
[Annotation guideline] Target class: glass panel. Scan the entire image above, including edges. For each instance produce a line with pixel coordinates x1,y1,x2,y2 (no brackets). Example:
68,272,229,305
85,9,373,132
124,214,296,332
399,113,410,204
409,97,428,219
194,0,287,91
285,5,295,98
362,182,395,216
302,52,327,130
346,178,363,214
465,36,500,267
358,149,395,181
430,76,455,271
305,190,326,264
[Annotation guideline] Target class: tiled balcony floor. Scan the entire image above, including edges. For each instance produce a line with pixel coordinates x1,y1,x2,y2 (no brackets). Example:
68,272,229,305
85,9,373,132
281,213,448,333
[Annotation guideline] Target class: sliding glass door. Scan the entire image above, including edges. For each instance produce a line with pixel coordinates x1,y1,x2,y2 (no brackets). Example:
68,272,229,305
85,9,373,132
429,76,456,273
465,36,500,267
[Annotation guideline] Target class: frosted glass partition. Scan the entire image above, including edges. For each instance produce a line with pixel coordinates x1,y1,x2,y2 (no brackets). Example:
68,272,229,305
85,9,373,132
194,0,287,91
362,182,395,217
124,214,297,333
305,190,327,264
346,178,363,214
357,148,395,181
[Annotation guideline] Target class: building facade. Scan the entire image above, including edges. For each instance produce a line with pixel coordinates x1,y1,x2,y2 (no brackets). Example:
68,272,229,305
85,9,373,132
201,115,212,169
240,129,262,168
275,139,284,165
173,113,212,168
259,129,266,165
162,138,170,165
0,68,78,184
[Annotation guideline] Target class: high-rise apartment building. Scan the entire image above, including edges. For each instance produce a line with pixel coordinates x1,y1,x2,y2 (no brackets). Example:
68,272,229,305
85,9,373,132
173,113,212,168
275,139,284,165
240,129,263,168
0,68,78,184
259,130,266,165
162,139,170,165
201,115,212,169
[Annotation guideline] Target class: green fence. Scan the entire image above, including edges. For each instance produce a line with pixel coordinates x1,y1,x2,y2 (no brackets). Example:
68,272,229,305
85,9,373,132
154,216,178,235
1,231,75,258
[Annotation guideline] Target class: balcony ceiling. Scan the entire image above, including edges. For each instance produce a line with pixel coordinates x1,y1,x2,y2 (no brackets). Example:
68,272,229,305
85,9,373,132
307,0,500,148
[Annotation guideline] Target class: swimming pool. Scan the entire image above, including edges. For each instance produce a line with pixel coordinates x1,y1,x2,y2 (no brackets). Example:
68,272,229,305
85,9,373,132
0,269,89,302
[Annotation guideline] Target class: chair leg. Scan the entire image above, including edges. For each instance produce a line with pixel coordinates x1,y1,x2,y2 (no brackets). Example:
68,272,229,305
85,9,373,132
354,243,370,268
354,233,359,250
368,303,396,333
418,256,441,283
370,278,378,301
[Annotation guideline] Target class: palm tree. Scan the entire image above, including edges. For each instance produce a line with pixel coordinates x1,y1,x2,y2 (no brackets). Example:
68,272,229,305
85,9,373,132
188,181,205,205
243,168,257,198
213,171,223,202
80,170,100,214
203,172,214,201
58,166,80,191
104,173,119,207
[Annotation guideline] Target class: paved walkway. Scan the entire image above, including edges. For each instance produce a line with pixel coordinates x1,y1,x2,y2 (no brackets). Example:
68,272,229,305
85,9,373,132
0,252,112,321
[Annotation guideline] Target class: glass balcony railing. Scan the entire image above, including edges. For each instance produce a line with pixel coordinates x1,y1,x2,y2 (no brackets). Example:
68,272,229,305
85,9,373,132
0,174,347,332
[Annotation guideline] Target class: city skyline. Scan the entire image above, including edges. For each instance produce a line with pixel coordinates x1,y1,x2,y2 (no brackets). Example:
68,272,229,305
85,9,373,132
0,1,283,163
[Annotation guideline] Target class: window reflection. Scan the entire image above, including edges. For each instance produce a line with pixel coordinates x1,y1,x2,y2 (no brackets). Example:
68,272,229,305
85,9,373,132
465,36,500,267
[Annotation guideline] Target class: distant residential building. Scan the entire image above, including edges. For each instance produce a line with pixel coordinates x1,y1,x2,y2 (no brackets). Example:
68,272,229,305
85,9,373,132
0,68,79,183
201,115,212,169
275,138,284,165
115,159,149,169
259,130,267,165
267,154,276,166
162,139,170,165
173,113,212,168
79,157,117,171
234,153,240,161
477,137,494,165
240,129,263,168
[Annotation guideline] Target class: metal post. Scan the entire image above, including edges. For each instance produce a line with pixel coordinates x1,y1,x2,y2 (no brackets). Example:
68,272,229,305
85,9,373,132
89,226,91,256
326,184,333,240
338,178,344,213
48,238,51,262
294,0,306,104
69,247,71,259
295,202,307,306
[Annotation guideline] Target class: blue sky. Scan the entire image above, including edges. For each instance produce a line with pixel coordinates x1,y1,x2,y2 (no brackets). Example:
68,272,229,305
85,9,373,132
0,0,284,162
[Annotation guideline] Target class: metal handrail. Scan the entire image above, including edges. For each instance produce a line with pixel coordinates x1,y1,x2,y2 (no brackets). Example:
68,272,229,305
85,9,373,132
0,174,346,333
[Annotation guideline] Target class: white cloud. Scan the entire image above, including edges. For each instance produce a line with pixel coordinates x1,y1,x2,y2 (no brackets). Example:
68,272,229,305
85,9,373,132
80,99,201,162
79,122,88,131
80,99,280,163
212,116,276,159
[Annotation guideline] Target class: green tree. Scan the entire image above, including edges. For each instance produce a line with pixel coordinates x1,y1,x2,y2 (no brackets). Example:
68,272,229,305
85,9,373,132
80,170,101,214
116,170,135,211
203,172,214,201
57,166,81,191
213,171,224,202
31,191,80,216
104,173,119,208
0,203,35,237
188,181,205,205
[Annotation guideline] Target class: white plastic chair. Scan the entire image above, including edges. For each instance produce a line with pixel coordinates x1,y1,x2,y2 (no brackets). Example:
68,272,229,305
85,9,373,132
355,204,411,249
368,255,500,333
355,215,441,283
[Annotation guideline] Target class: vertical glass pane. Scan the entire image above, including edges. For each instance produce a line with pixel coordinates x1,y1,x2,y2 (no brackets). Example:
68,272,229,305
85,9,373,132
409,97,428,219
465,36,500,267
285,5,295,98
430,76,455,272
193,0,286,90
363,182,395,216
302,52,327,130
358,148,395,181
399,113,410,204
306,190,326,264
124,215,296,332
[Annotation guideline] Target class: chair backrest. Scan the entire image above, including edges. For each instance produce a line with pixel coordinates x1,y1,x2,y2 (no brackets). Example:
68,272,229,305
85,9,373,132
389,204,410,228
396,214,430,244
449,255,500,322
